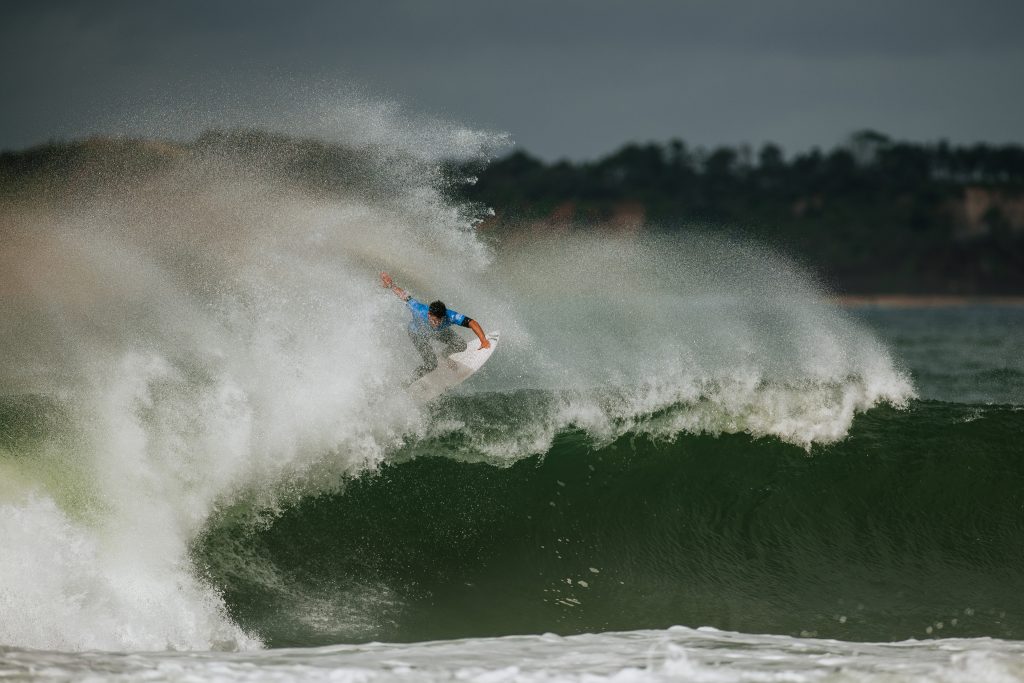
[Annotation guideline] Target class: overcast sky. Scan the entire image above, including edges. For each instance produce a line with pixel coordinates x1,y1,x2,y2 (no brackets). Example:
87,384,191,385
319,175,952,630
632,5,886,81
2,0,1023,159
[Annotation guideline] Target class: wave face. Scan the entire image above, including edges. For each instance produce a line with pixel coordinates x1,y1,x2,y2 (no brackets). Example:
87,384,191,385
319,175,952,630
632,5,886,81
0,103,916,651
198,400,1024,647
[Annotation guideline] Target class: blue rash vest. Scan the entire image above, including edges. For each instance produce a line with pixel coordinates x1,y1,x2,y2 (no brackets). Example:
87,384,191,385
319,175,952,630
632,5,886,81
407,296,468,335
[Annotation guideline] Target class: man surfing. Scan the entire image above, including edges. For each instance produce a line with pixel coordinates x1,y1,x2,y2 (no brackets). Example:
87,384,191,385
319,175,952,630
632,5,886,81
380,272,491,379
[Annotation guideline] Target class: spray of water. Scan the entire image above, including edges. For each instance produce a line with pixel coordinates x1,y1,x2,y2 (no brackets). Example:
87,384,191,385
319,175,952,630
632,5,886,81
0,101,912,651
447,233,914,456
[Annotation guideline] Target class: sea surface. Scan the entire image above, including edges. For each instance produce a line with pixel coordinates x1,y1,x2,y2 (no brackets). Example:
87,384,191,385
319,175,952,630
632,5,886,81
2,116,1023,681
3,297,1022,682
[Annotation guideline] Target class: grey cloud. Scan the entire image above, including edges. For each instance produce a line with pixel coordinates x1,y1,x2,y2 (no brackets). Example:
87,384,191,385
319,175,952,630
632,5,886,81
1,0,1022,157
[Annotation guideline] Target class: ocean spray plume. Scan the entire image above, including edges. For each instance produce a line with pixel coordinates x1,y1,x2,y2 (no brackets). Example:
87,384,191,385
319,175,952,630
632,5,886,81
0,112,911,649
419,232,915,457
0,116,508,650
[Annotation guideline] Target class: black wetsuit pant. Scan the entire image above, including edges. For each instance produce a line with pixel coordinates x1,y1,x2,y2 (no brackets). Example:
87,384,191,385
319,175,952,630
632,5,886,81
409,327,467,379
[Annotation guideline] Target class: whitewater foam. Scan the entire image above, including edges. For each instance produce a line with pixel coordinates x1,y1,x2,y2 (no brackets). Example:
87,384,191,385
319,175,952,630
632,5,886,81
0,111,508,649
420,234,914,456
2,627,1023,682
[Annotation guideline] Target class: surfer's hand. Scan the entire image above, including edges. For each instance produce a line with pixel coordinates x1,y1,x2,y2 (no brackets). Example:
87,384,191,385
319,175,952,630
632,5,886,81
479,339,491,350
380,272,393,288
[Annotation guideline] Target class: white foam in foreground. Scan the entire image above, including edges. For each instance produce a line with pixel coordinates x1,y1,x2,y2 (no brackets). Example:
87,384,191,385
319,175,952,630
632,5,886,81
2,626,1023,683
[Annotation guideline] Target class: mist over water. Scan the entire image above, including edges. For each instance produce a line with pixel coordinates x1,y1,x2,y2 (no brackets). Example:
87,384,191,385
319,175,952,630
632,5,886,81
474,234,913,451
0,102,913,651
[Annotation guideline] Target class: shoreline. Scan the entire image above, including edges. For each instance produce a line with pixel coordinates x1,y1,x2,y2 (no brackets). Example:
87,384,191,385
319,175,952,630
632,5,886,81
833,294,1024,308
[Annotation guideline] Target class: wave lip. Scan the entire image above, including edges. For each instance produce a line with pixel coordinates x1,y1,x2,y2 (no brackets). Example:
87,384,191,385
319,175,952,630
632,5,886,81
470,234,916,454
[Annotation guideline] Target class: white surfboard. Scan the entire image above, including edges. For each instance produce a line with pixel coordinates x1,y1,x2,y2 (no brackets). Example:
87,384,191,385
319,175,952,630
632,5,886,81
407,331,500,402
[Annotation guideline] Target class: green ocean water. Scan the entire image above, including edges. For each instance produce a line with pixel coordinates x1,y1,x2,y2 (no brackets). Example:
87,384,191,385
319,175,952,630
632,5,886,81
854,306,1024,405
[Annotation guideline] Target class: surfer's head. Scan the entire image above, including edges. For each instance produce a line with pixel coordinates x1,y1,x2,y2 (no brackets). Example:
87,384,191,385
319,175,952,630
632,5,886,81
428,300,447,328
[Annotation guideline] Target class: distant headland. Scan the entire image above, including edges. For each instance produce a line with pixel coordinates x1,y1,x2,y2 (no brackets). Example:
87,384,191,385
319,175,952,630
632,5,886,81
3,129,1022,296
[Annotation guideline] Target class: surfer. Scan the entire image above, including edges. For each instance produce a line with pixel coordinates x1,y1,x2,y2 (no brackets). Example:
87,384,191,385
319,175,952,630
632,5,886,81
380,272,491,378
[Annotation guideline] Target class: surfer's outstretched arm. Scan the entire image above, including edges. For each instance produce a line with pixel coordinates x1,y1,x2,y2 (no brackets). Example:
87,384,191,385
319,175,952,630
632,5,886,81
380,271,411,302
465,318,491,350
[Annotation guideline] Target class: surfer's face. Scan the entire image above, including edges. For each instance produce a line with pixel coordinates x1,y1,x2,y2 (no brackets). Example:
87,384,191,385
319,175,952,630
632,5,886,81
427,313,443,329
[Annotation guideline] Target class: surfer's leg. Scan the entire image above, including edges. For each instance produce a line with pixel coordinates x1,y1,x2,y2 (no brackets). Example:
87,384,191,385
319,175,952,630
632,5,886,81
408,329,437,378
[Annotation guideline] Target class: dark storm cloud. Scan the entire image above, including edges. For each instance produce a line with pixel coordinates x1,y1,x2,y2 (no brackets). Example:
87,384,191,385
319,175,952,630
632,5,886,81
2,0,1023,158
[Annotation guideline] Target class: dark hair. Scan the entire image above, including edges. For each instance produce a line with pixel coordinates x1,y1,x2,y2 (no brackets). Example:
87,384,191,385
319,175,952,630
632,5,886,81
428,300,447,318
